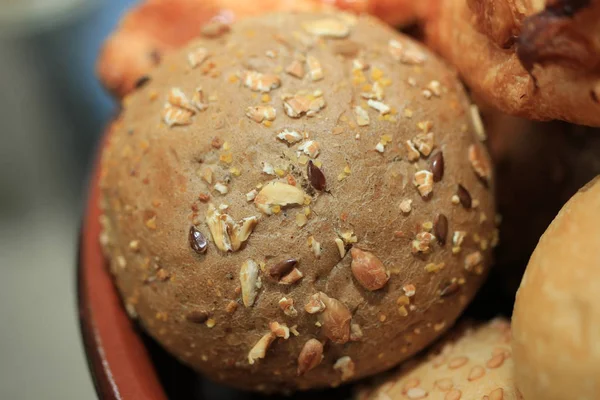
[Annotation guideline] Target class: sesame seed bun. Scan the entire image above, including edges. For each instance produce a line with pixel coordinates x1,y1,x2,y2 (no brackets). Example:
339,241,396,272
356,319,522,400
512,176,600,400
99,11,495,392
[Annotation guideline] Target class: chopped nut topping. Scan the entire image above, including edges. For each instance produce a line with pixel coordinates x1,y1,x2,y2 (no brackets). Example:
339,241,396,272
375,142,385,153
269,322,290,339
417,120,433,133
426,80,442,97
248,332,276,365
367,99,390,115
297,339,323,376
413,132,434,156
192,87,208,111
334,238,346,258
296,212,308,227
240,259,261,307
317,292,351,344
307,235,322,258
188,47,209,68
254,181,306,215
246,105,276,123
465,251,483,272
162,105,193,127
470,104,486,141
277,129,303,144
424,262,445,273
285,60,305,78
405,140,420,162
283,91,325,118
302,18,349,38
262,162,275,175
306,55,324,81
240,70,281,93
225,301,238,314
205,204,258,252
350,248,389,291
213,182,228,194
305,293,326,314
412,232,436,254
350,323,363,341
340,231,358,243
361,81,384,101
388,39,427,65
468,144,492,182
279,268,304,285
246,189,258,202
453,231,467,249
299,140,320,158
269,259,298,280
400,199,413,214
353,106,370,126
333,356,355,381
353,58,368,70
279,297,297,317
167,88,195,112
422,89,433,99
403,284,416,297
413,170,434,198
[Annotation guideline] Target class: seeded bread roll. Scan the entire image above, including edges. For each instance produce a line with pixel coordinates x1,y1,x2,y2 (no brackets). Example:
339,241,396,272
356,319,522,400
99,12,496,392
512,176,600,400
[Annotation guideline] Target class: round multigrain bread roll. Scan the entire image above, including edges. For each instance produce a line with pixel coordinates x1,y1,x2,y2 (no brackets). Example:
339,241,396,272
357,319,522,400
512,176,600,400
98,11,496,392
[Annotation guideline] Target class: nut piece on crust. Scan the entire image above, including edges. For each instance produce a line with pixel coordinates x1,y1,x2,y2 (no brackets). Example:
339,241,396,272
99,12,495,392
513,177,600,400
425,0,600,126
356,319,521,400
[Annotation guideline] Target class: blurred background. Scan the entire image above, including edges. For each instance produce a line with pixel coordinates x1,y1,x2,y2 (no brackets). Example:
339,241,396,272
0,0,135,397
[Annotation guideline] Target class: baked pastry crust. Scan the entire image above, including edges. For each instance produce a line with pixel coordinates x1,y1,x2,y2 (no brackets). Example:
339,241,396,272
99,12,495,392
356,319,522,400
425,0,600,127
513,176,600,400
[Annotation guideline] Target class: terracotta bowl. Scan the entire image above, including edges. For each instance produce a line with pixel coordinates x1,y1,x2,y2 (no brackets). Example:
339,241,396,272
77,146,356,399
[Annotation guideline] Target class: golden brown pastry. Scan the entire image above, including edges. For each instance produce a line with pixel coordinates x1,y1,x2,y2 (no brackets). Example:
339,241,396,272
424,0,600,127
357,319,522,400
99,12,496,392
96,0,423,98
512,176,600,400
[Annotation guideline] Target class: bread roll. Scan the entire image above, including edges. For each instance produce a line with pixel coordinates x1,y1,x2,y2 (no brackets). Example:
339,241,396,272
357,319,522,400
512,176,600,400
99,12,496,392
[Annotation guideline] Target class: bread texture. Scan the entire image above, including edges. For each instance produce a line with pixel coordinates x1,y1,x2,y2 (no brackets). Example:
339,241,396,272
99,12,496,392
512,176,600,400
357,319,522,400
96,0,422,98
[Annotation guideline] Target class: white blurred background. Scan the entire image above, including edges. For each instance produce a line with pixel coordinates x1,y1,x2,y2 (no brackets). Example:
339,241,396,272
0,0,135,398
